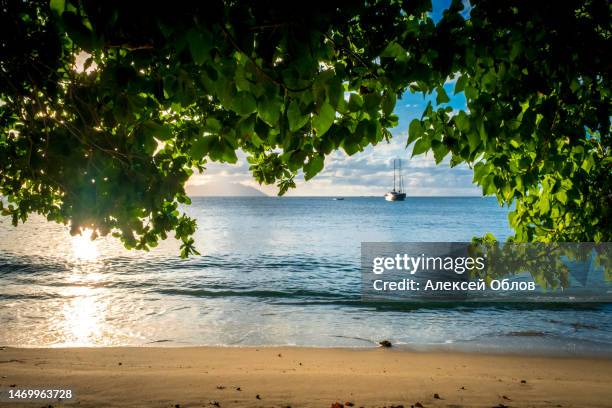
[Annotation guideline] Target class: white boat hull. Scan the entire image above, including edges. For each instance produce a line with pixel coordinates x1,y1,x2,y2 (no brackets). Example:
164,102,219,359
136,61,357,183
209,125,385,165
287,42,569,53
385,192,406,201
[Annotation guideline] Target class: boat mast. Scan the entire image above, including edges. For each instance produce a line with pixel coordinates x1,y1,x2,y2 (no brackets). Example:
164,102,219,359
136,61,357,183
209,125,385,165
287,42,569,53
398,159,402,193
393,159,396,192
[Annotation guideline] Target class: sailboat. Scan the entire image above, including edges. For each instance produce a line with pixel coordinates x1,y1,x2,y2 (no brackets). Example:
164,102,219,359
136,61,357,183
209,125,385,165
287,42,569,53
384,158,407,201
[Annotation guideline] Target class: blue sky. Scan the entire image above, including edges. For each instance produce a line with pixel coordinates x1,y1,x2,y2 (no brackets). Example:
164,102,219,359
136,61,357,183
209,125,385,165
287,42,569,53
188,0,479,196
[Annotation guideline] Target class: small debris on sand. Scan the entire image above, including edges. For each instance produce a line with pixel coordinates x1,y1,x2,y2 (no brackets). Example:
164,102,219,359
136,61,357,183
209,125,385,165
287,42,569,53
521,379,527,384
118,362,122,366
379,340,392,348
256,394,261,400
235,387,241,391
330,403,343,408
414,402,424,408
210,401,220,407
502,395,511,400
345,402,354,406
216,385,225,390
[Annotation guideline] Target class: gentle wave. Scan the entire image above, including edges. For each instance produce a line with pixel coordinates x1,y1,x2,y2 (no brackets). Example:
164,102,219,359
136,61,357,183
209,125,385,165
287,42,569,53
155,288,352,300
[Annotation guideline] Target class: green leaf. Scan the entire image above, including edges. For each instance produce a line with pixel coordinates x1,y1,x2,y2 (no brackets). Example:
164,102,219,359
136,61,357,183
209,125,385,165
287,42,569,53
220,139,238,163
190,135,215,160
431,140,448,164
364,93,382,114
341,134,361,156
482,70,497,89
454,111,470,132
257,97,282,126
555,190,568,204
50,0,65,15
539,196,550,214
454,75,467,94
407,119,423,146
411,138,430,156
347,94,363,112
287,100,309,132
473,162,489,183
380,41,406,60
581,156,594,173
277,178,296,196
467,130,481,152
436,86,450,104
477,119,487,145
232,92,257,116
382,92,396,116
249,132,264,147
325,78,344,108
187,29,212,65
481,175,496,195
285,149,307,170
142,121,172,141
312,102,335,136
203,117,222,133
304,155,324,180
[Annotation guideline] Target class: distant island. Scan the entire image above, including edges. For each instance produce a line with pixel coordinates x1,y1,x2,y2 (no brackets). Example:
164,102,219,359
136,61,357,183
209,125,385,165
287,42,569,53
186,181,267,197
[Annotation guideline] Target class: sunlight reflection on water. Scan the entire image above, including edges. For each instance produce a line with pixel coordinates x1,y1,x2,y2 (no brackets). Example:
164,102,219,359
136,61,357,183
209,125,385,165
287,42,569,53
54,231,108,346
60,286,104,346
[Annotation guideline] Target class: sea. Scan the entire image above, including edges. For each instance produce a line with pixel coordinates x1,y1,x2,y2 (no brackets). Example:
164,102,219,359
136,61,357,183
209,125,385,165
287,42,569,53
0,197,610,356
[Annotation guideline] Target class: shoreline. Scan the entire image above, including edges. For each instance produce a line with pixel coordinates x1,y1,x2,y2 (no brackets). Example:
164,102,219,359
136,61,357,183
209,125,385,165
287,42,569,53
2,346,611,407
5,339,612,359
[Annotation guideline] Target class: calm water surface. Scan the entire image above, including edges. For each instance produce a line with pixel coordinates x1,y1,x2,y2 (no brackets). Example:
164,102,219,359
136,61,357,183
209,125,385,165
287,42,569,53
0,197,610,355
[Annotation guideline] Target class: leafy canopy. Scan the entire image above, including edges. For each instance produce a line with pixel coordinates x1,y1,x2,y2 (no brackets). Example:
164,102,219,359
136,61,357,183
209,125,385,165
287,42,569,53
0,0,610,256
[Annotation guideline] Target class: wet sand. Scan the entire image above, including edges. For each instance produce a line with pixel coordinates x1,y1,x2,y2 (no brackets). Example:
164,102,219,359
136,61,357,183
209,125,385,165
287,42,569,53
1,346,611,407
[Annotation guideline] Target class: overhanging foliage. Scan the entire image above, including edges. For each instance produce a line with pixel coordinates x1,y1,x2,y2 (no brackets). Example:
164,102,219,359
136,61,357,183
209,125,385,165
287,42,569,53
0,0,610,256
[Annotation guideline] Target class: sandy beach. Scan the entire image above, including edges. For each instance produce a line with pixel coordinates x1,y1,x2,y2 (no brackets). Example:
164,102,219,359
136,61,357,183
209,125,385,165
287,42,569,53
1,347,611,408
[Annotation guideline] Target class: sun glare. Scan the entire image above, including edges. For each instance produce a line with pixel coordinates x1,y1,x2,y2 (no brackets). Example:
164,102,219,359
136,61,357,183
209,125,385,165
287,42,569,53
71,229,99,261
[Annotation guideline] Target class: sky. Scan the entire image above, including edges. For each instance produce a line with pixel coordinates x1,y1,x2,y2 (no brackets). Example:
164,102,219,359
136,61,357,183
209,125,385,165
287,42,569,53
187,0,479,197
